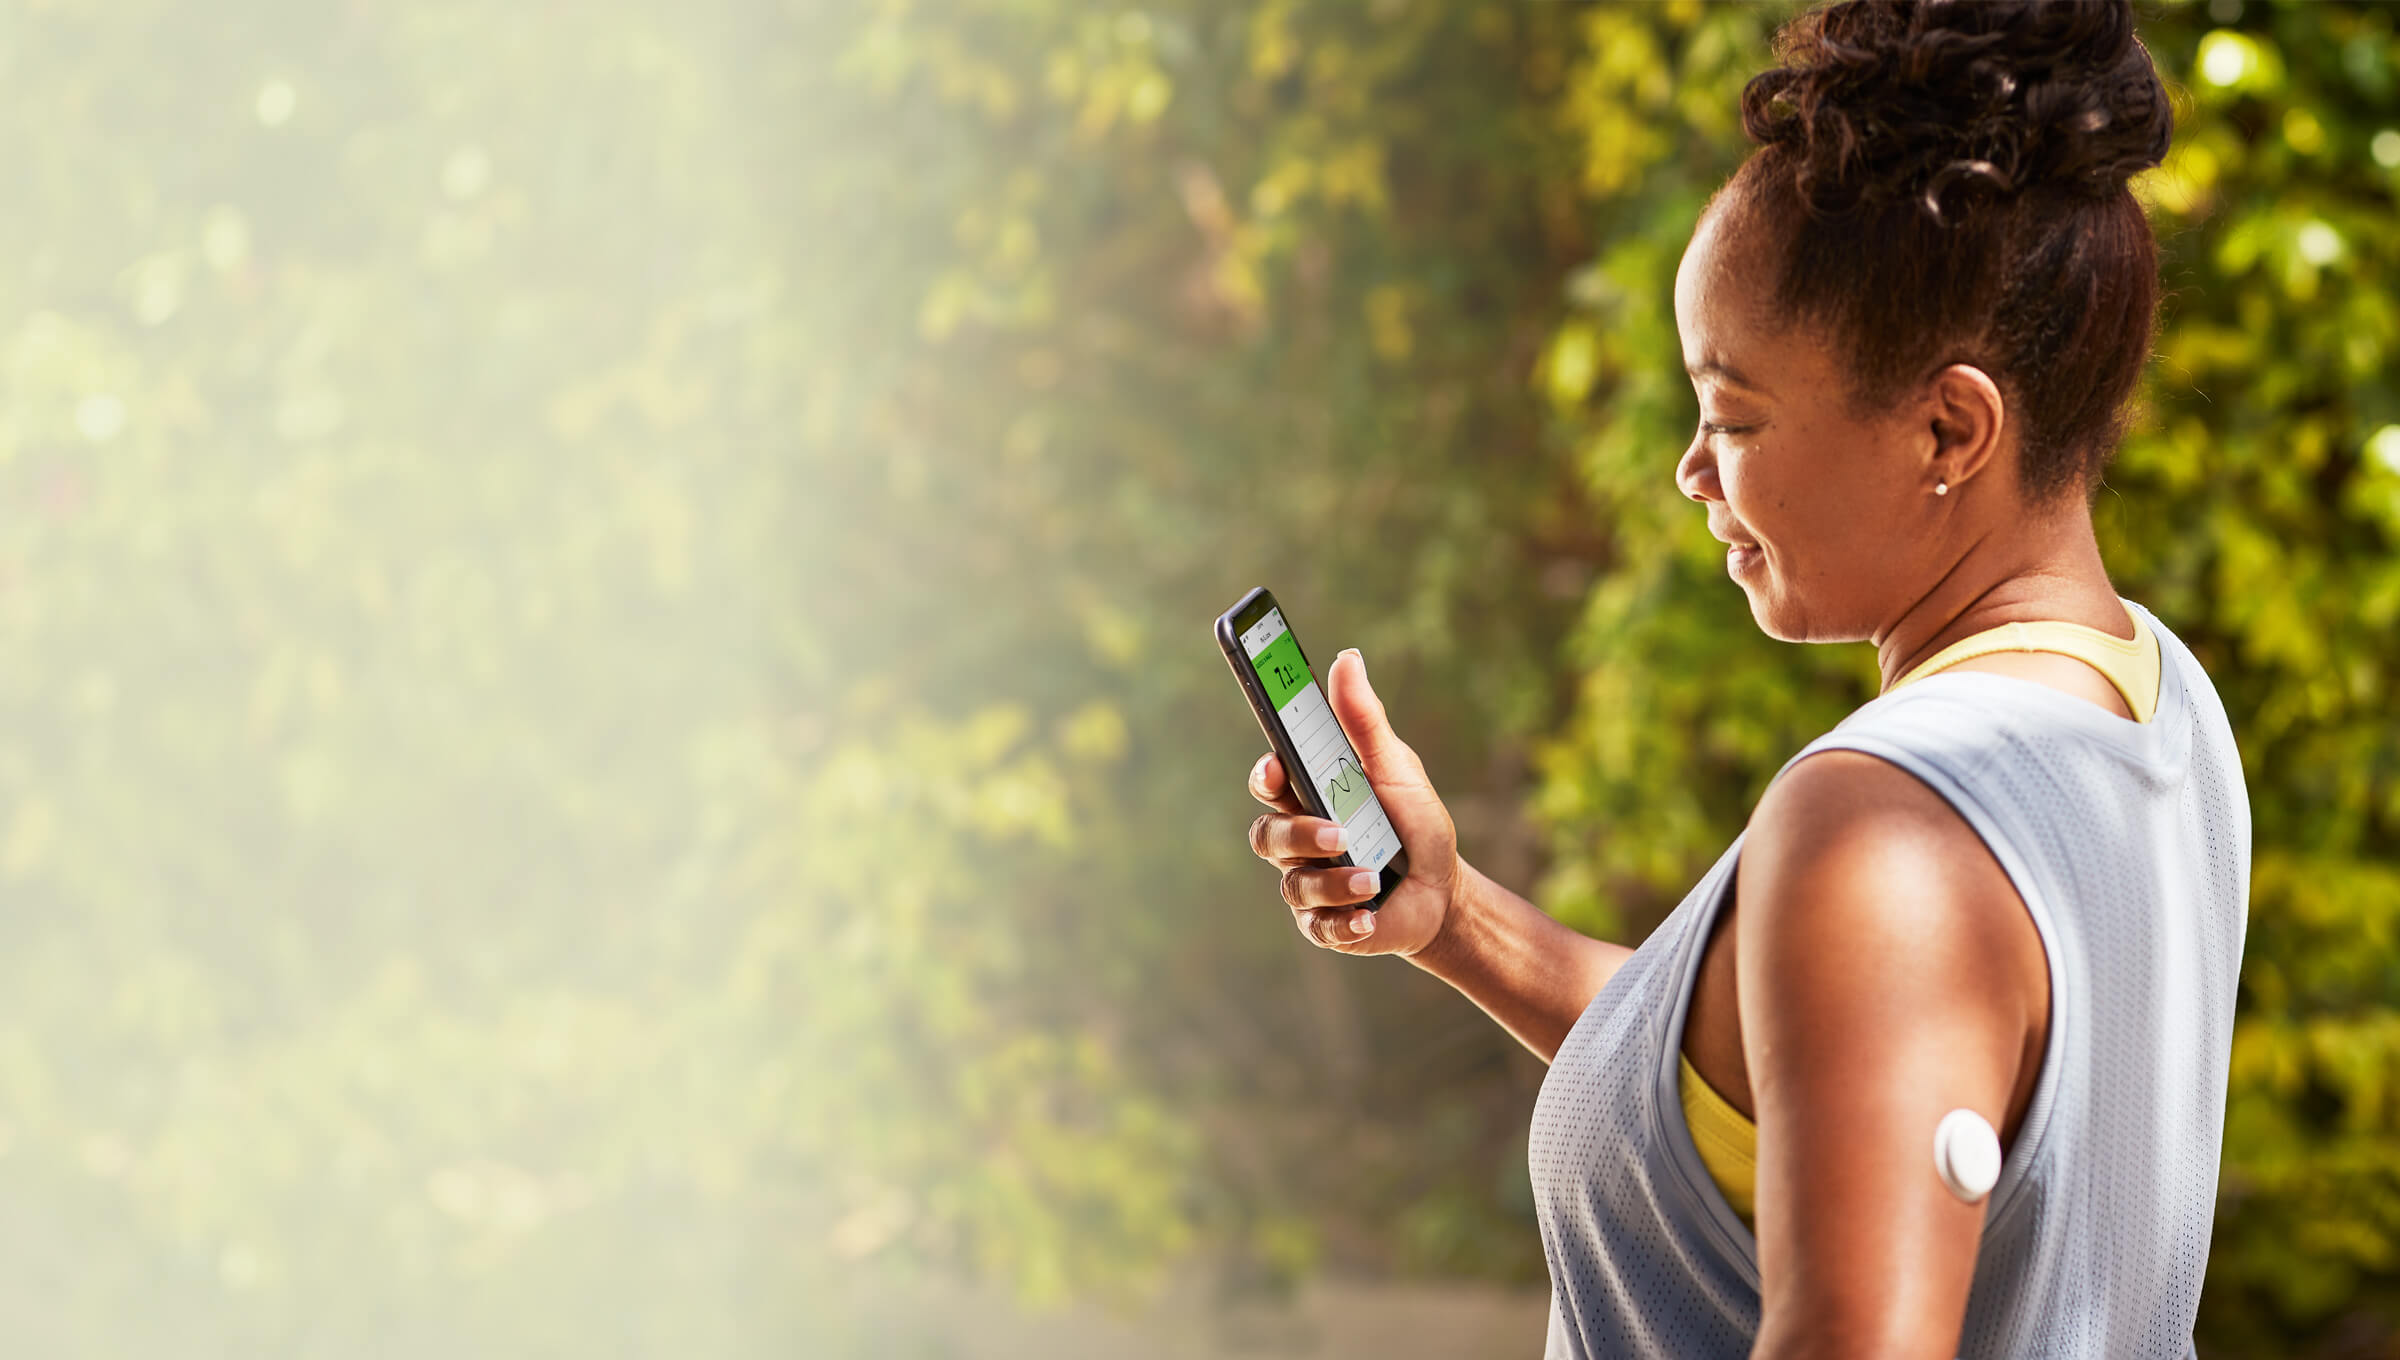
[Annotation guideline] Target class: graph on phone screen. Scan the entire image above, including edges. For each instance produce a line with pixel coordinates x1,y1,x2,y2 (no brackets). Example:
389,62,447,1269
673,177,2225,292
1323,756,1372,822
1239,608,1402,874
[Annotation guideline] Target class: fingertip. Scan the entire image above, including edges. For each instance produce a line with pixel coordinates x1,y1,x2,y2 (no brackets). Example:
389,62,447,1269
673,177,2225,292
1331,648,1376,705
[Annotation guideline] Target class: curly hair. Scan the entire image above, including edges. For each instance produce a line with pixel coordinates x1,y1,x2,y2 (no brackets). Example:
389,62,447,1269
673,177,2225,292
1715,0,2173,501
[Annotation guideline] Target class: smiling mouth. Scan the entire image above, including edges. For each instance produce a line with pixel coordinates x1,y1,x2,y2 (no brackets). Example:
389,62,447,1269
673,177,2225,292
1706,517,1761,574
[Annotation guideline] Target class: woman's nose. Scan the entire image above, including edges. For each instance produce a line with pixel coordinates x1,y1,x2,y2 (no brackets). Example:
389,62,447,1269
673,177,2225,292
1675,438,1722,504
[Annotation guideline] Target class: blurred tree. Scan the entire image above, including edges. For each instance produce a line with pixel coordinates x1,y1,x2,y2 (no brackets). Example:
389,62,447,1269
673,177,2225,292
794,0,1609,1308
0,0,815,1351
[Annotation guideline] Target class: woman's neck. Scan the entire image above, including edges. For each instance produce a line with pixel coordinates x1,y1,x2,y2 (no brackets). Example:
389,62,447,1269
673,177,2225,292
1874,508,2125,696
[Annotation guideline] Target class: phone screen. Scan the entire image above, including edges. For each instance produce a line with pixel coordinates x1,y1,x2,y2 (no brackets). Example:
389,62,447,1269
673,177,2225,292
1235,606,1403,873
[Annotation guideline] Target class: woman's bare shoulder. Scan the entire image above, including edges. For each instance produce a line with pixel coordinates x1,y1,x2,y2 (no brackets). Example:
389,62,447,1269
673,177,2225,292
1741,748,2020,941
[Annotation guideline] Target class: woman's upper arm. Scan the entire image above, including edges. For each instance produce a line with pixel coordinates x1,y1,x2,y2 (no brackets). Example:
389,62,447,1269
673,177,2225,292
1737,750,2049,1360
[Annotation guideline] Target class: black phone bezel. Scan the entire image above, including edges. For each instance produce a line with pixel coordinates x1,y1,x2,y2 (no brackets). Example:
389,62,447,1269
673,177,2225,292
1215,586,1409,909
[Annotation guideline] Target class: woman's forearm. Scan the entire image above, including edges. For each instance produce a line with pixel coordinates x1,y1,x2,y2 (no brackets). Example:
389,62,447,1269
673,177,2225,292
1405,860,1632,1062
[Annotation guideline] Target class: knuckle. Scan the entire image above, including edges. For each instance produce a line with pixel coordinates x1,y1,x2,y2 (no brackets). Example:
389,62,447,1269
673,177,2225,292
1296,909,1333,948
1280,865,1313,909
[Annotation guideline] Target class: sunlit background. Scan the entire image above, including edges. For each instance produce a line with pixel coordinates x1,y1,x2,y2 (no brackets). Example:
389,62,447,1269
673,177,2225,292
4,0,2398,1354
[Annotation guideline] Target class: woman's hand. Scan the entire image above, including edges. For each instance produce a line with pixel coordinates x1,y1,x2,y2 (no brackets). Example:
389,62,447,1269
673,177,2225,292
1244,649,1460,957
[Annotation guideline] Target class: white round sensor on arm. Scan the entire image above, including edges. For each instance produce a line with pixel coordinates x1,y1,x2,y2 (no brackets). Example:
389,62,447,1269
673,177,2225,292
1934,1108,2002,1203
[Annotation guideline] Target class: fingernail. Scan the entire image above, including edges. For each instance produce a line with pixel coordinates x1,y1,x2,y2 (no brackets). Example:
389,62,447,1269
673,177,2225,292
1351,910,1376,936
1317,825,1347,852
1349,870,1378,896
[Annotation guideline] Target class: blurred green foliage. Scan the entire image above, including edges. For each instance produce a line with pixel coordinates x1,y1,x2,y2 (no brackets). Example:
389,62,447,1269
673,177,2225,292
6,0,2398,1354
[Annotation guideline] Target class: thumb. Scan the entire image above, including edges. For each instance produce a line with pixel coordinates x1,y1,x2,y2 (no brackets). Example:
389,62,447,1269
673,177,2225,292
1325,649,1427,792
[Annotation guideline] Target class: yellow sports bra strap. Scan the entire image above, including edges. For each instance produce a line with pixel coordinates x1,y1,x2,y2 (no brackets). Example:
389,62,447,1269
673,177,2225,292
1892,607,2159,723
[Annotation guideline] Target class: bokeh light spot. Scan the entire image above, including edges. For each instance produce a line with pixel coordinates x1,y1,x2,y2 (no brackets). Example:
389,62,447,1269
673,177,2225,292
255,79,296,127
2368,424,2400,476
2296,220,2342,267
2199,31,2256,88
76,394,127,443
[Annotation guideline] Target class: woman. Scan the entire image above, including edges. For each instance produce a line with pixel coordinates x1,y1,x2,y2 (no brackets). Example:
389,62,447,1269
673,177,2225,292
1239,2,2249,1357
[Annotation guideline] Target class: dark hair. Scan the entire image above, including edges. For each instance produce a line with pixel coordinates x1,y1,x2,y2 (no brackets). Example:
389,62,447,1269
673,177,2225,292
1719,0,2172,502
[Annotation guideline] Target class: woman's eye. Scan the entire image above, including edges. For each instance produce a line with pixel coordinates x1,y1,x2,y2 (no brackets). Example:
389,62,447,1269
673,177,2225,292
1700,420,1752,437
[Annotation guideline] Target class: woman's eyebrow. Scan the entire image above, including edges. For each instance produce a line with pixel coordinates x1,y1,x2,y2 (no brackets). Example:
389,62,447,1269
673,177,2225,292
1685,356,1766,393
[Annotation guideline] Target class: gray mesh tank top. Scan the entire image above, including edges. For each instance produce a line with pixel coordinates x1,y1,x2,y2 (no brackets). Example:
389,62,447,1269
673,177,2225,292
1528,599,2250,1359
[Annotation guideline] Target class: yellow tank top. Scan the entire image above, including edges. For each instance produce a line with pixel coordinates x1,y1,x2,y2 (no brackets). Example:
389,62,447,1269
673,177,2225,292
1678,604,2161,1224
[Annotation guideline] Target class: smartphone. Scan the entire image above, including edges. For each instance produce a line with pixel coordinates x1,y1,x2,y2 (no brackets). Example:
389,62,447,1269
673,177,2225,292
1215,587,1409,907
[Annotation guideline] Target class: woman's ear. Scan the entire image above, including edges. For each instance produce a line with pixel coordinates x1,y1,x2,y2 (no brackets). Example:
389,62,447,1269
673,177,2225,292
1926,363,2007,491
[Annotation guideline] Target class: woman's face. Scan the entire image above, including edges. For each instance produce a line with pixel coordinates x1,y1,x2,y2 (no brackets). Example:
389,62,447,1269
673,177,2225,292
1670,210,1953,644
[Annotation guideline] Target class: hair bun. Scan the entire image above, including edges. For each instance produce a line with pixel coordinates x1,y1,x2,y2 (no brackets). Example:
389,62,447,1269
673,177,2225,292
1740,0,2172,223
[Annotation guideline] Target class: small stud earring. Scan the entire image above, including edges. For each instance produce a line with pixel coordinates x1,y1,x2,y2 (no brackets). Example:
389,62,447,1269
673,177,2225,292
1935,480,1950,496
